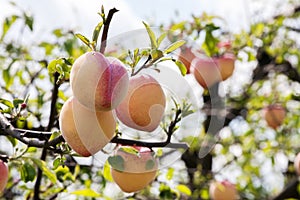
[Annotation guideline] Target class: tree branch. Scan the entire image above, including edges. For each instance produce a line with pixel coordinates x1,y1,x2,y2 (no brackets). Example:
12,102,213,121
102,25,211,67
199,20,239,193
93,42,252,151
271,177,299,200
110,136,189,150
110,106,189,150
99,8,119,54
0,112,62,148
34,72,60,200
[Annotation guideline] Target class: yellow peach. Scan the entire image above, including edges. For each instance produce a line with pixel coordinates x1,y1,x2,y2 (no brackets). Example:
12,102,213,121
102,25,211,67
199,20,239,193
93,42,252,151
217,53,235,81
190,57,221,89
116,74,166,132
110,146,158,193
263,104,286,129
209,180,238,200
59,96,116,156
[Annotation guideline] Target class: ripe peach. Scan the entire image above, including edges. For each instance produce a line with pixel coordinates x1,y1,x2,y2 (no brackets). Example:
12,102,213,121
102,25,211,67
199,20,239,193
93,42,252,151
190,56,221,89
116,74,166,132
0,160,8,193
294,152,300,175
110,146,158,193
70,51,129,111
209,180,238,200
178,47,196,74
59,96,116,156
217,53,235,81
263,104,286,129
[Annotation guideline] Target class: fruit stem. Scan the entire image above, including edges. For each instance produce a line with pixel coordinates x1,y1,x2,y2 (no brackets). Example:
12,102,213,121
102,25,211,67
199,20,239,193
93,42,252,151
131,55,152,76
100,8,119,54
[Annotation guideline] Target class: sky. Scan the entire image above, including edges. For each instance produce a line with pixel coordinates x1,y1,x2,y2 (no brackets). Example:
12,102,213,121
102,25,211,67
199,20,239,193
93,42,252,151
1,0,251,40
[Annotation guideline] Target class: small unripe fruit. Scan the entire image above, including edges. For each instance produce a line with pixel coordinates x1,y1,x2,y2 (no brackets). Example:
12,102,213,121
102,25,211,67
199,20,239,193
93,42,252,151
59,96,116,156
0,160,8,193
294,152,300,175
70,52,129,111
110,146,158,193
263,104,286,129
116,74,166,132
209,180,238,200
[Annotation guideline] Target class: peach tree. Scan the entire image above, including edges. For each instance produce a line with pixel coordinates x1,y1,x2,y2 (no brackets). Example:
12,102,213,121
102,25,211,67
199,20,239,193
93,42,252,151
1,1,300,200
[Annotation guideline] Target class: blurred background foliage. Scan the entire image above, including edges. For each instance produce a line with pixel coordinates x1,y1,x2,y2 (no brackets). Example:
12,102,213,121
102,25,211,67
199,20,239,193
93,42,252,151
1,1,300,200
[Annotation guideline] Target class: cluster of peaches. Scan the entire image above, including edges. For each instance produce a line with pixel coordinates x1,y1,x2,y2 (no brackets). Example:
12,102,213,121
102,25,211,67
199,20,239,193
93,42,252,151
59,51,165,192
178,41,235,89
178,41,286,130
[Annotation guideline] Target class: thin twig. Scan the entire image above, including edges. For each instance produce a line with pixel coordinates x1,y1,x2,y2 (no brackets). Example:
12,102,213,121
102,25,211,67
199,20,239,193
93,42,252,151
99,8,119,54
34,72,60,200
110,107,188,149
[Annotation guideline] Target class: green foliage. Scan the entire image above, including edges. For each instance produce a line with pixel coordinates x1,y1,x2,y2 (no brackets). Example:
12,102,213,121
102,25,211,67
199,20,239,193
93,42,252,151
20,162,36,182
107,155,125,171
0,1,300,200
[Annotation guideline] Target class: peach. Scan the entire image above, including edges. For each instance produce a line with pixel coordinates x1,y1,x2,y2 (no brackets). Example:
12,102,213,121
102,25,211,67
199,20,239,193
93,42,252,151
209,180,238,200
217,53,235,81
59,96,116,156
294,152,300,175
116,74,166,132
263,104,286,129
110,146,158,193
70,51,129,111
0,160,8,193
178,47,196,74
190,56,221,89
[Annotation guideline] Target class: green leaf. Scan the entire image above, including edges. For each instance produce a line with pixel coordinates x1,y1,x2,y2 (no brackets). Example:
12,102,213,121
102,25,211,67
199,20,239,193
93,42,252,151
53,158,61,170
20,163,36,182
166,167,174,180
55,165,74,182
52,29,63,37
151,49,163,61
24,13,34,31
1,15,19,41
142,21,157,49
164,40,186,54
6,136,17,147
31,158,57,184
175,60,187,76
103,161,113,182
0,98,14,108
157,32,167,47
3,68,13,88
13,99,24,108
71,188,102,198
39,42,55,55
75,33,91,48
176,184,191,196
202,23,220,57
119,146,139,155
146,159,155,170
92,21,103,48
108,155,125,171
47,59,58,74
